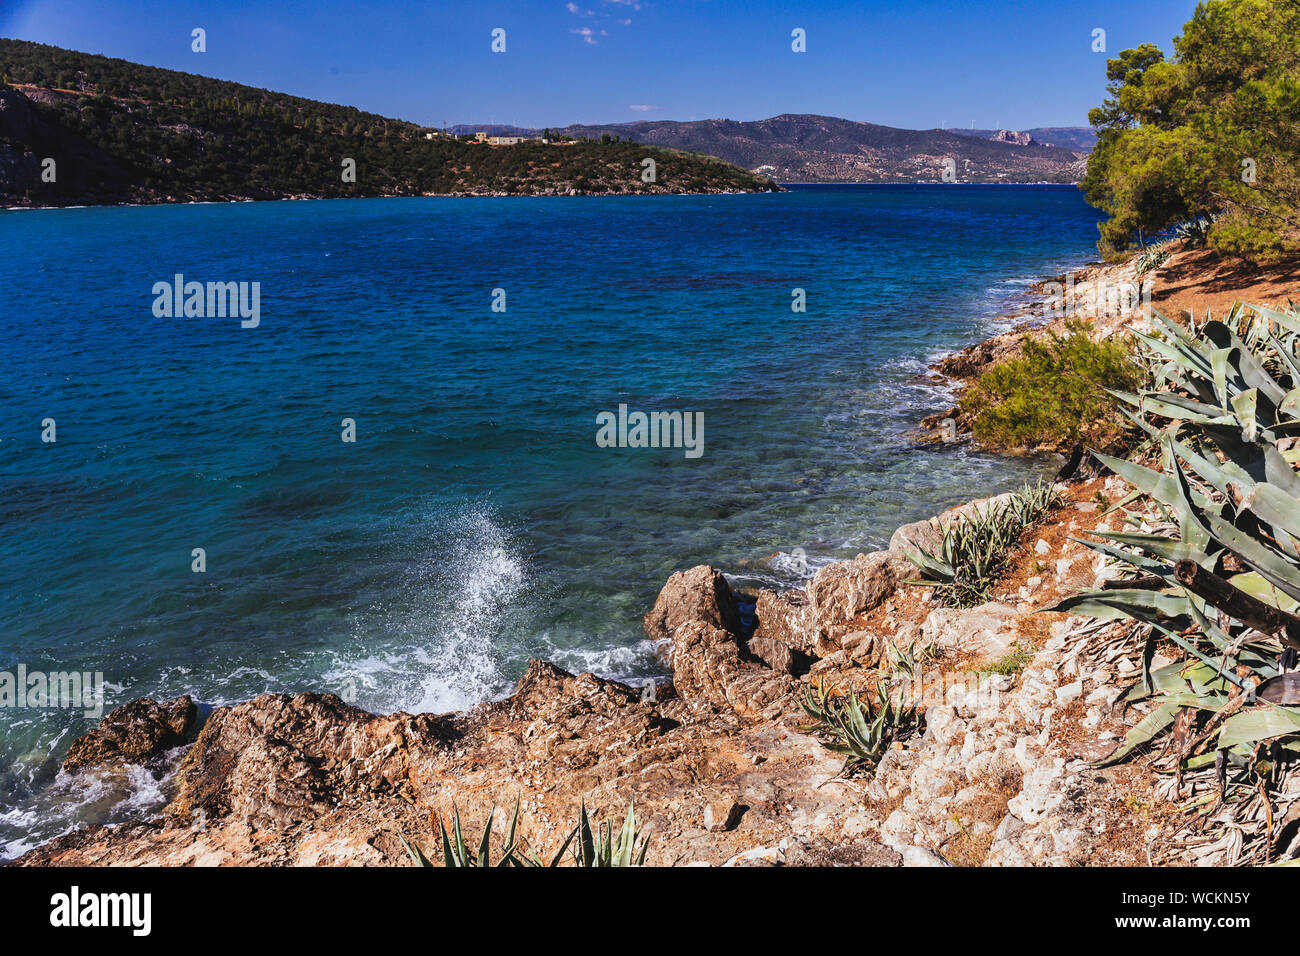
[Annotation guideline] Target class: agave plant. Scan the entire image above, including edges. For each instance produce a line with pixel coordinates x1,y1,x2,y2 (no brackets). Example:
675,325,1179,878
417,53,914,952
401,796,651,867
1052,304,1300,806
905,478,1060,608
1172,213,1217,245
568,800,651,867
1135,241,1172,276
799,679,918,775
402,798,525,867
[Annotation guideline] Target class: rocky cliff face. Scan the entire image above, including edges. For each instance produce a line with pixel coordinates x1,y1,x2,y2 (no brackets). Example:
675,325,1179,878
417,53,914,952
15,470,1207,868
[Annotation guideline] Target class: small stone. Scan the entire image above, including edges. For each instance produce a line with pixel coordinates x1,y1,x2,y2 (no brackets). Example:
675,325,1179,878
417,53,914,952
704,798,740,832
1035,539,1051,555
1056,680,1084,705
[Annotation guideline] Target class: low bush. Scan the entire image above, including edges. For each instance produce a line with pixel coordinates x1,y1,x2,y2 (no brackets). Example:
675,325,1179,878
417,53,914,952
959,320,1144,450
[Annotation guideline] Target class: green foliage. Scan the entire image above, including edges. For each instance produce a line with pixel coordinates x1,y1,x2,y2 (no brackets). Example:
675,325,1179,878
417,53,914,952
904,479,1061,608
400,797,649,867
982,643,1034,675
1051,304,1300,810
0,38,777,204
1082,0,1300,263
401,799,525,867
960,321,1145,450
799,680,918,775
568,800,651,867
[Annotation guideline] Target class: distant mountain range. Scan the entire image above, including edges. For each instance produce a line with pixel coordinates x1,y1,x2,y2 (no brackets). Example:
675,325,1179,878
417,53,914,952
448,115,1095,184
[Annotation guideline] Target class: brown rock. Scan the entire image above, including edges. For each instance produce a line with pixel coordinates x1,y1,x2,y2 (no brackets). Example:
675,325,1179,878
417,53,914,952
644,564,743,643
644,566,796,718
751,588,816,655
748,635,813,675
783,836,903,867
703,797,741,832
806,550,911,639
63,695,199,772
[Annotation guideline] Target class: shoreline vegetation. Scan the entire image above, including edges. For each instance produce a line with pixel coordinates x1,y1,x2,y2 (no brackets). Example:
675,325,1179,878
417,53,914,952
10,0,1300,867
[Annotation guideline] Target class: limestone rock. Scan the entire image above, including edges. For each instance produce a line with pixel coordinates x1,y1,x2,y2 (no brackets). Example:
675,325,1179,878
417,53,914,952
644,564,742,645
807,550,910,638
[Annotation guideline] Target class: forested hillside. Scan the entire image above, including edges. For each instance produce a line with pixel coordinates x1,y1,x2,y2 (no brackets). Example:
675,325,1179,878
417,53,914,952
0,39,776,205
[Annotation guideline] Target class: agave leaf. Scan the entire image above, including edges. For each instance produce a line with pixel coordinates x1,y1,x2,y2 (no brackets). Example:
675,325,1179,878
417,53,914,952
1217,706,1300,750
1094,697,1190,767
1091,451,1197,513
452,805,468,865
1049,589,1195,621
1228,570,1300,614
1280,387,1300,421
1202,322,1287,404
400,835,433,867
1098,531,1209,565
548,826,578,867
1255,305,1300,337
1070,535,1176,578
1210,347,1238,411
1238,482,1300,543
440,815,457,867
1137,392,1237,426
1231,388,1260,442
615,801,637,867
1201,507,1300,603
476,805,494,867
577,801,595,867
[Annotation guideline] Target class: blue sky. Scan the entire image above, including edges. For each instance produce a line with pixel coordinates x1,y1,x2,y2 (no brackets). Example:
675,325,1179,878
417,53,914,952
2,0,1200,129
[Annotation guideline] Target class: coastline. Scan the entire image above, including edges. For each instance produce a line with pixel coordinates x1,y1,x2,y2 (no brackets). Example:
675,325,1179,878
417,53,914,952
12,238,1295,867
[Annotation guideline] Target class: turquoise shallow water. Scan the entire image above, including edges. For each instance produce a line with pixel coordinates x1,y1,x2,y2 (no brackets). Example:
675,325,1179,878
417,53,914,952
0,184,1098,855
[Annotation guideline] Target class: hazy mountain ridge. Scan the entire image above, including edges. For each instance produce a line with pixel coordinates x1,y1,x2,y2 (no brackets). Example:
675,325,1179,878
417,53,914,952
451,114,1093,183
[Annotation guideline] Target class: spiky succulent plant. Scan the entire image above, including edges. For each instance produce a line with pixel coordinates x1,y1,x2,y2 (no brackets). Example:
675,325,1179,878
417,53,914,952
1052,304,1300,794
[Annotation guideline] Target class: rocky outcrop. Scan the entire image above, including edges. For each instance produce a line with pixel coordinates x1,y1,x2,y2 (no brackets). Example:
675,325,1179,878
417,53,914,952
750,588,815,673
806,550,911,642
646,565,796,718
991,129,1035,146
19,657,886,867
0,85,133,204
62,695,200,771
644,564,743,644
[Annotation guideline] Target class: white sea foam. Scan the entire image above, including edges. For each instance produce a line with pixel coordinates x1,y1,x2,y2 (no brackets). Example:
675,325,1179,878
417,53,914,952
326,503,526,715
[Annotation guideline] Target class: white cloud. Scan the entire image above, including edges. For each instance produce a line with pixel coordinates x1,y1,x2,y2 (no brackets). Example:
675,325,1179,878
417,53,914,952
629,104,659,111
570,26,598,44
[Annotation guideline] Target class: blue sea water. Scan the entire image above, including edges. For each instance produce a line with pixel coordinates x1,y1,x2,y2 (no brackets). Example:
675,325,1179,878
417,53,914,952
0,184,1100,856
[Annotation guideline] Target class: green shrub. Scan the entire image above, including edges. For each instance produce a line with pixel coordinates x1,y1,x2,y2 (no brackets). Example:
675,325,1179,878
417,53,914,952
959,321,1144,450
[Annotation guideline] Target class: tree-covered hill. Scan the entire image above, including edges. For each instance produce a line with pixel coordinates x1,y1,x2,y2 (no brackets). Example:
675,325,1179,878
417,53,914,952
0,39,778,206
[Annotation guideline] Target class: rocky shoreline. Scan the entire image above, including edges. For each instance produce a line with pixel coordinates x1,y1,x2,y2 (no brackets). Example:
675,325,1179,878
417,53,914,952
13,251,1247,867
15,470,1192,867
